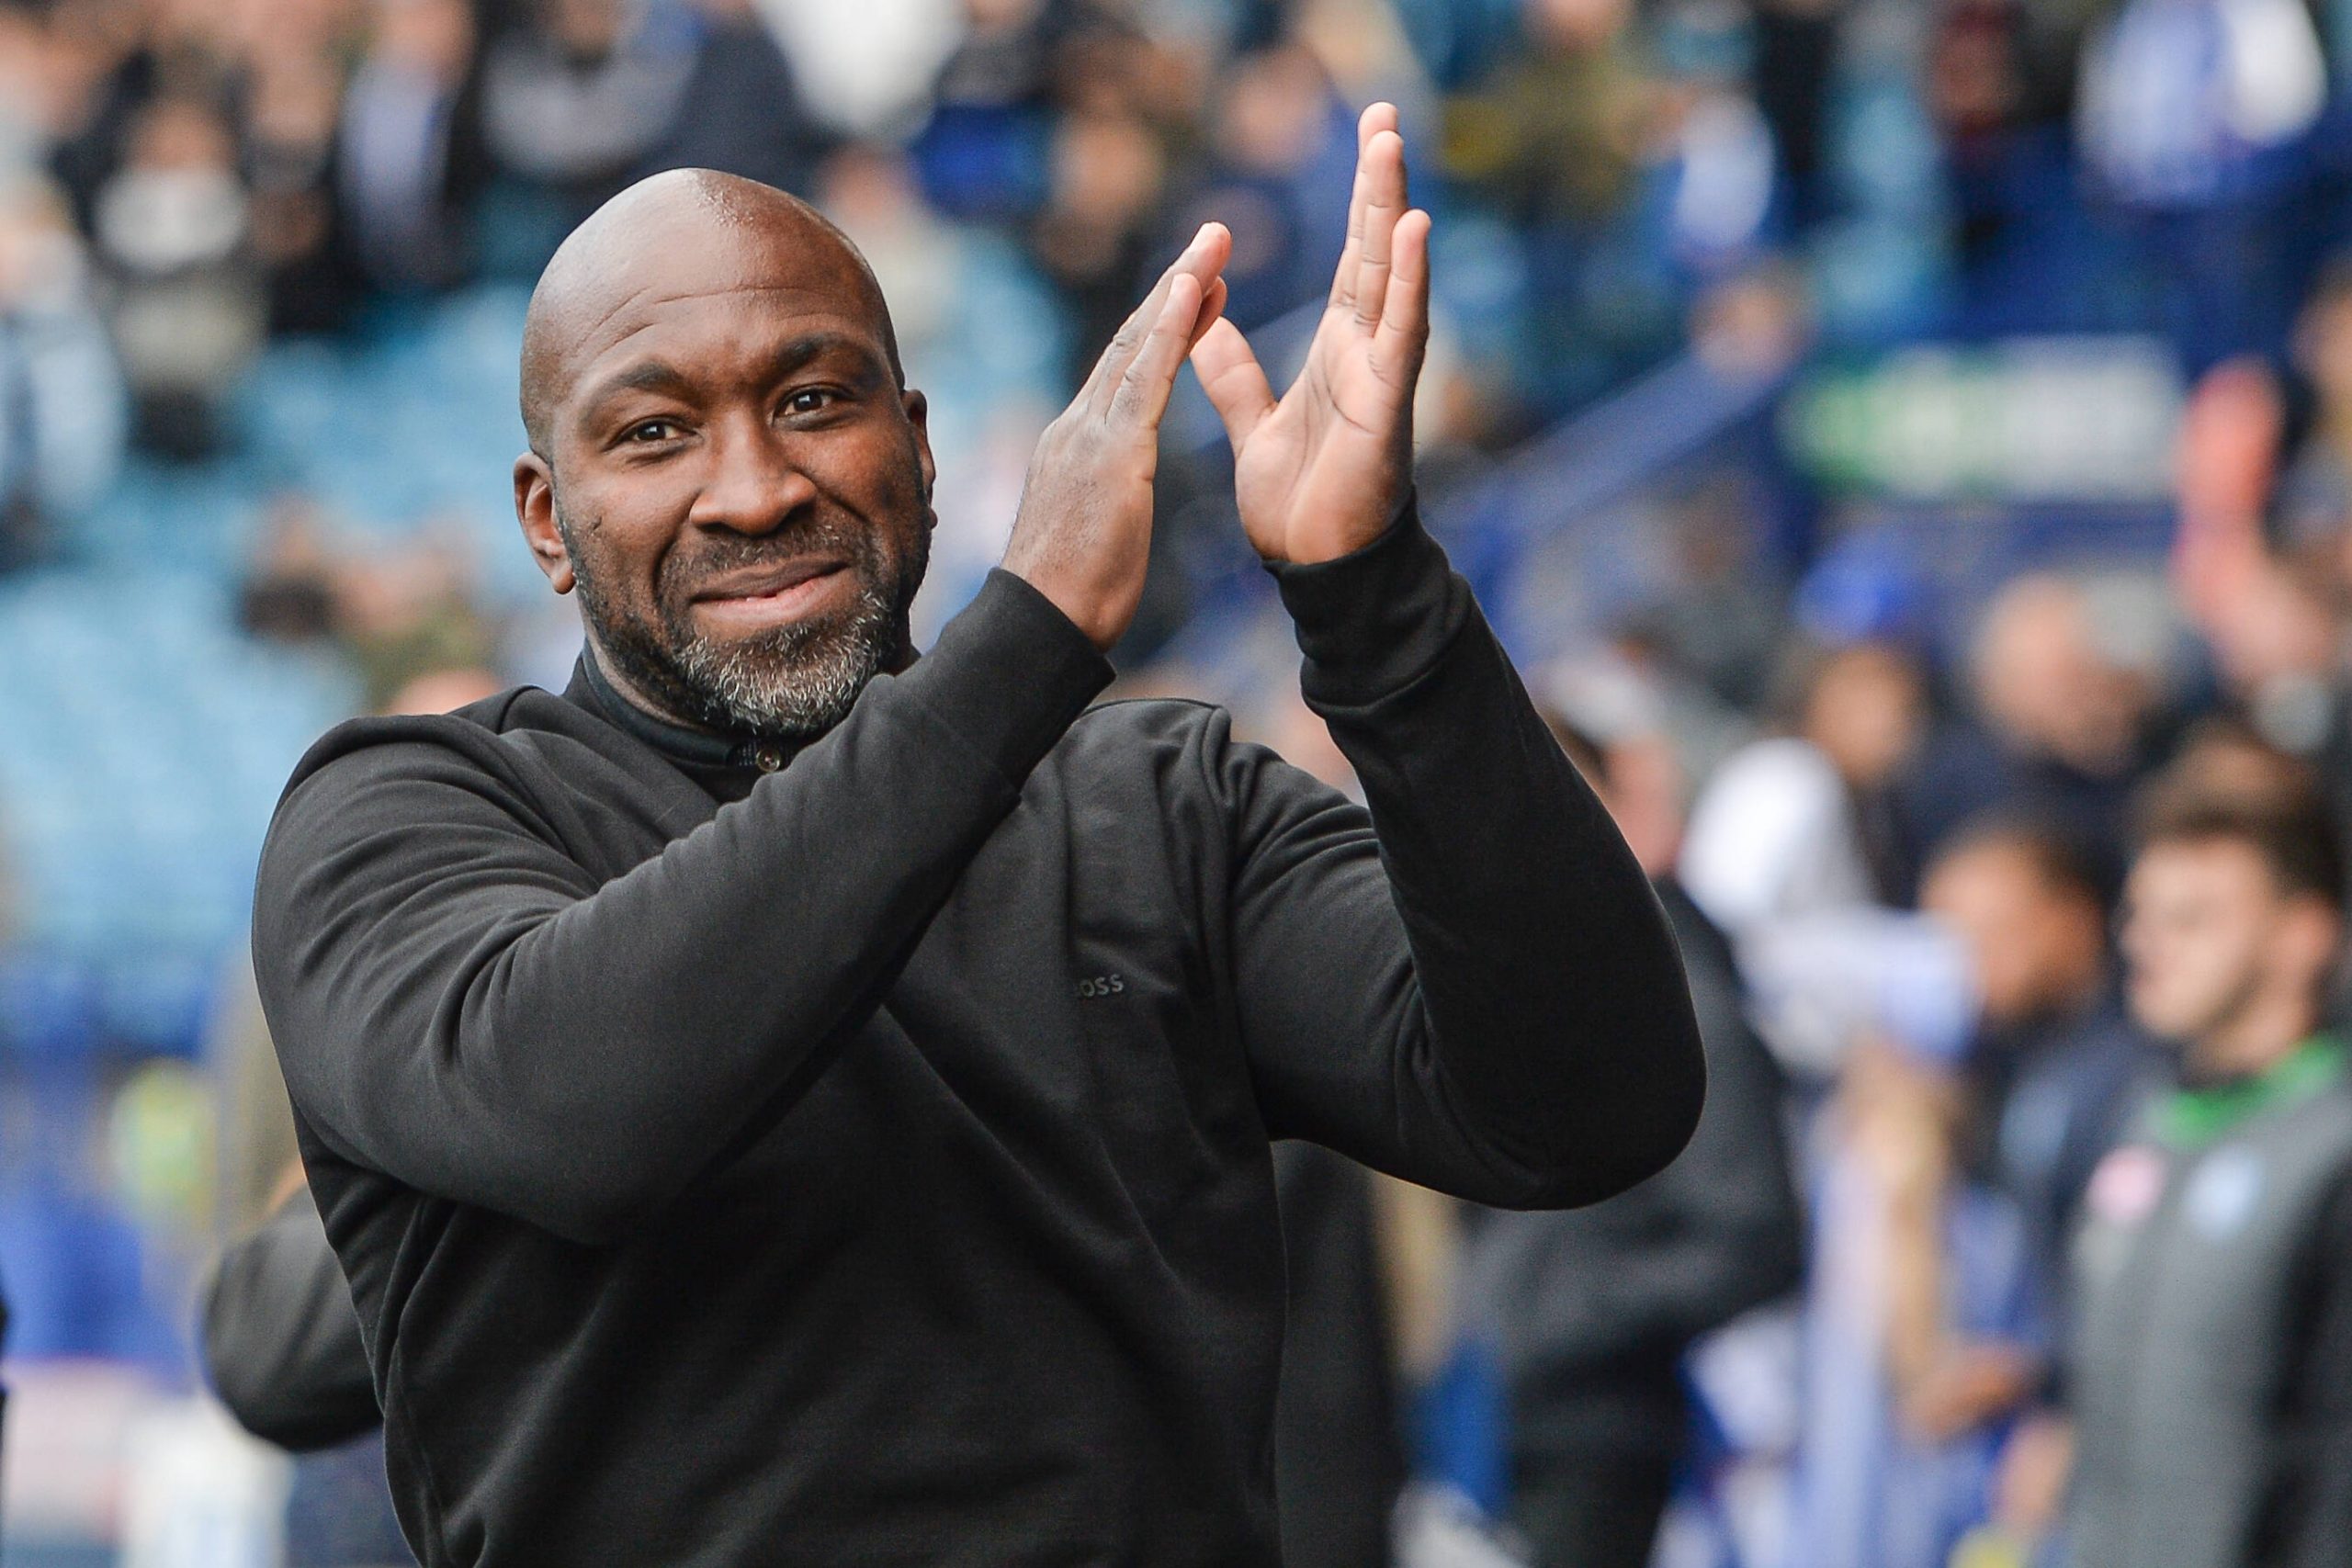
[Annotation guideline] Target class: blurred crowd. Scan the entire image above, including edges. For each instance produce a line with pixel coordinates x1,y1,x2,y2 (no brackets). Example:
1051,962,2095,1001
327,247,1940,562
12,0,2352,1566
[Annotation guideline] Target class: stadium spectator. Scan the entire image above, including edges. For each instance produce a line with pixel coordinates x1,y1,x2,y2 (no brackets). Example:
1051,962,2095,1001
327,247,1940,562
909,0,1083,225
237,493,345,643
1179,42,1351,336
1684,642,1925,941
1894,573,2165,900
1921,820,2160,1327
244,27,353,333
332,530,498,709
91,91,264,457
2066,780,2352,1568
1440,0,1666,410
202,657,528,1566
1681,641,1931,1075
2278,261,2352,573
2076,0,2329,370
1031,103,1170,389
1795,1019,2045,1568
2203,552,2342,760
337,0,484,296
475,0,696,251
637,0,830,194
0,170,127,564
203,1177,408,1568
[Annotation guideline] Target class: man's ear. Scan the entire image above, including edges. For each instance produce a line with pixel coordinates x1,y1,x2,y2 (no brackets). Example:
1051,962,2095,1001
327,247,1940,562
2282,895,2344,991
514,452,574,594
903,388,937,518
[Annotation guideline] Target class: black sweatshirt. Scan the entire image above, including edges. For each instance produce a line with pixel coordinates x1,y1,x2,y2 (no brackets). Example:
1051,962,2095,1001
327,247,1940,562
252,503,1704,1567
202,1188,380,1452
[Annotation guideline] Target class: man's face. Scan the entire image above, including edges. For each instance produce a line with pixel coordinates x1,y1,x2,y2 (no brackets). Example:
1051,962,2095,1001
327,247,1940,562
518,221,935,740
1922,843,2091,1028
2120,838,2288,1044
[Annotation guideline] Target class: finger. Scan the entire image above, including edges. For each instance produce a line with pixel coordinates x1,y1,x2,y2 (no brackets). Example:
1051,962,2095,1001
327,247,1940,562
1328,162,1369,313
1109,272,1203,430
1189,276,1228,352
1081,243,1193,406
1351,129,1408,333
1371,208,1432,389
1328,102,1399,313
1189,316,1278,450
1086,223,1229,406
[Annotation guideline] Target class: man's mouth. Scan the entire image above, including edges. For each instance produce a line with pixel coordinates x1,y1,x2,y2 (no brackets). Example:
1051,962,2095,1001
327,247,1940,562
688,558,854,636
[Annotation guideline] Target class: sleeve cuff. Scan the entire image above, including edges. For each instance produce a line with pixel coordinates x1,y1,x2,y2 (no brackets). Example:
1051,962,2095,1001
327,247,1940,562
1269,492,1472,707
902,569,1115,782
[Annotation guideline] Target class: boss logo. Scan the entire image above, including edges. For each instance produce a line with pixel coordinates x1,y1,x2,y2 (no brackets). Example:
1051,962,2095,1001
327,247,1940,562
1075,974,1125,999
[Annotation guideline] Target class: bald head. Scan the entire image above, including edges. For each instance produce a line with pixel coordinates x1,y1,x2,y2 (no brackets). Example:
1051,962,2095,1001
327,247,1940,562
506,164,936,746
518,168,900,458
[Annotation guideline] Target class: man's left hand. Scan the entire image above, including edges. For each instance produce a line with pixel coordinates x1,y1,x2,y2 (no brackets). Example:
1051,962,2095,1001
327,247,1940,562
1190,102,1430,564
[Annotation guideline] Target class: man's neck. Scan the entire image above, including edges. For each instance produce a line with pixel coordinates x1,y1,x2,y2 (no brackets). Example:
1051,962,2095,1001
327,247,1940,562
581,635,724,739
2037,963,2111,1031
2189,994,2322,1083
576,643,752,771
574,634,919,771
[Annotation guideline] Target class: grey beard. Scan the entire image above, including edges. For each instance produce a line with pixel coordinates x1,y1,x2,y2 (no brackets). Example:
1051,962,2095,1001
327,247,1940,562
559,499,923,744
663,581,898,739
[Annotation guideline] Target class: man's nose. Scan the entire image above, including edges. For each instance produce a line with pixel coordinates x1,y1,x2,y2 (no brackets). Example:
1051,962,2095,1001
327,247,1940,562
688,419,820,536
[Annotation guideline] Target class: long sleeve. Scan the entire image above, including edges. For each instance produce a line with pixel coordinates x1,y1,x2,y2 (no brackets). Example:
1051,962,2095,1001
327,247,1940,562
253,572,1110,1245
1231,500,1705,1208
201,1189,380,1451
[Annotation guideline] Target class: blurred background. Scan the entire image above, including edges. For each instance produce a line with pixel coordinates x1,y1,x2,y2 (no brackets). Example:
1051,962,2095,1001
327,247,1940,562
5,0,2352,1563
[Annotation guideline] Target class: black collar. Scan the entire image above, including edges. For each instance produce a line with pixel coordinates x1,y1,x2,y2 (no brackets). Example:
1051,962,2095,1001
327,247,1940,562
566,648,803,774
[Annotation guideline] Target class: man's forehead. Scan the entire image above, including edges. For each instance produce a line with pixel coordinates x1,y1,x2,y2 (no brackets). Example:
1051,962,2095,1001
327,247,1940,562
552,236,878,377
573,277,884,385
521,170,891,438
2134,837,2268,891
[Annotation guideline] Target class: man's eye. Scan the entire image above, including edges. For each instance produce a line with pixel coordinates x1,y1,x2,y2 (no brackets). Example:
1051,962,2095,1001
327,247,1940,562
785,389,840,415
625,419,682,443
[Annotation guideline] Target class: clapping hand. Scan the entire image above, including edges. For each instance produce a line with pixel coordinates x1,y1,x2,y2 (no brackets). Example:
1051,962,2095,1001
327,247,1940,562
1001,103,1430,648
1001,223,1232,650
1190,103,1431,564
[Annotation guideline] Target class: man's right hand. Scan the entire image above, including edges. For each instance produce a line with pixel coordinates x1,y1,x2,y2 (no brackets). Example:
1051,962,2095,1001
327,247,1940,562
1001,223,1231,650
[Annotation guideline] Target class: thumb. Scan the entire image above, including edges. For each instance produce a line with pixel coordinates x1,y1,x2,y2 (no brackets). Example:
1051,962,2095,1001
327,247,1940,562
1189,318,1277,451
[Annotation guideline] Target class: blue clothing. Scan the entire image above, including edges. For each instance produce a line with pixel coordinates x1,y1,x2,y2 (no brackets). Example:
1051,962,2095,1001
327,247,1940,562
1796,1148,2046,1568
1975,997,2163,1342
0,301,128,535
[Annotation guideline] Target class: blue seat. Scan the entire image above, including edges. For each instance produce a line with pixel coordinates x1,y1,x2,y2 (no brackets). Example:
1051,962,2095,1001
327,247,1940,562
94,952,218,1059
0,952,96,1060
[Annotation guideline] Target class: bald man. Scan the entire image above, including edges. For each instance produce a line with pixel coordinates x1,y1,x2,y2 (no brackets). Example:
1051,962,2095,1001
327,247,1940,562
252,113,1702,1565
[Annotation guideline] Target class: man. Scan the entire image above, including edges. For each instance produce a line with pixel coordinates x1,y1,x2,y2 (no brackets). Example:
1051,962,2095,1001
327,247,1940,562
250,108,1704,1564
202,1179,412,1568
1919,820,2157,1330
1912,819,2157,1556
1893,576,2158,902
204,1179,377,1455
2066,784,2352,1568
1460,715,1802,1568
